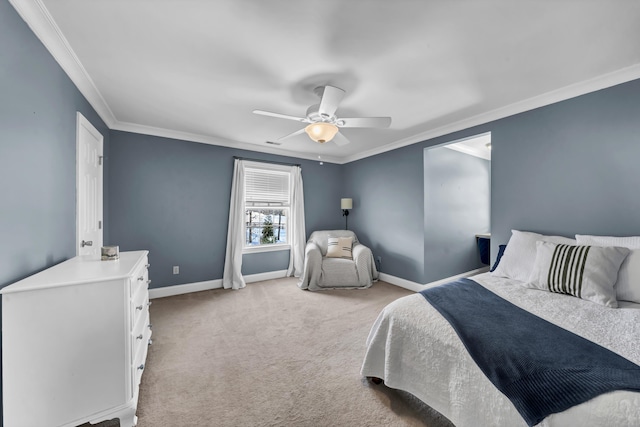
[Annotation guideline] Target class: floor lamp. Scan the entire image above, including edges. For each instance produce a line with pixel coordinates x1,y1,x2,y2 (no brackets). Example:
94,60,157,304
341,198,352,230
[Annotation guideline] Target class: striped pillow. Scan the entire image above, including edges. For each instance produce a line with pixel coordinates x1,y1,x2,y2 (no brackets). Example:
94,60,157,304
526,241,630,307
326,237,353,259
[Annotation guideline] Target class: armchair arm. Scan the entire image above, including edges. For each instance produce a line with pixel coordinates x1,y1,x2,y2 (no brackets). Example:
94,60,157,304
305,241,322,260
352,243,379,285
298,242,323,290
352,243,368,262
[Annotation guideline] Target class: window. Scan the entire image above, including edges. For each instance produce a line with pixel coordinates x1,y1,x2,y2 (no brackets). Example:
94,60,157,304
243,163,291,252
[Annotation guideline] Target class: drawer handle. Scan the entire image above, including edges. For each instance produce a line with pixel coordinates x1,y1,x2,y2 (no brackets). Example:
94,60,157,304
148,338,153,346
137,364,144,370
138,276,144,281
136,334,143,340
136,305,144,310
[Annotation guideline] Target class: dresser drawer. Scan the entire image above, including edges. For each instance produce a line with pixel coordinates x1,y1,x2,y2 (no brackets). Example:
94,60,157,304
131,284,149,326
130,257,149,297
131,311,150,361
132,321,152,392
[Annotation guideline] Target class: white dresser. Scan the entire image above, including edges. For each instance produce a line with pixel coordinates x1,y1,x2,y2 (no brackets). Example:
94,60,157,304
1,250,151,427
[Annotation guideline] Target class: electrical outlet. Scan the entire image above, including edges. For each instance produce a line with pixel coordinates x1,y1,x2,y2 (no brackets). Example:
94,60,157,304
173,266,179,275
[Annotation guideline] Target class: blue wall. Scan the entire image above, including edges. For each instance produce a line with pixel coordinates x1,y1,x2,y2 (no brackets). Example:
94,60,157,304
1,0,638,289
423,147,490,282
0,0,110,287
343,128,494,283
490,78,640,256
342,144,426,282
108,131,344,288
344,77,640,286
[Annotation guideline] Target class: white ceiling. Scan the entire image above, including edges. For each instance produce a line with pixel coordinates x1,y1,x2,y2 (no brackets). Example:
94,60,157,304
12,0,640,163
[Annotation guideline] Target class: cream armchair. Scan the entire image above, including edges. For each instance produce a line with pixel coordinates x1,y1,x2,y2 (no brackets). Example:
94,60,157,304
298,230,379,291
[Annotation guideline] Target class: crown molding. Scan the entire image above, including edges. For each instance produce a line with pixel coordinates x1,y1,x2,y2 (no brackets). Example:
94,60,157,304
111,121,344,164
9,0,117,127
341,64,640,163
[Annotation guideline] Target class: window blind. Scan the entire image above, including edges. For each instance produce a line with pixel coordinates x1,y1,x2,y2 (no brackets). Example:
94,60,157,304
245,167,290,206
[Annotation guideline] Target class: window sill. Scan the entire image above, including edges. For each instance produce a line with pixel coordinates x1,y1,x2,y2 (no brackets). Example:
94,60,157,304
243,244,291,255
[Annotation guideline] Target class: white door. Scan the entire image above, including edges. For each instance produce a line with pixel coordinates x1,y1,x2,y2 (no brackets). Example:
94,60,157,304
76,112,104,256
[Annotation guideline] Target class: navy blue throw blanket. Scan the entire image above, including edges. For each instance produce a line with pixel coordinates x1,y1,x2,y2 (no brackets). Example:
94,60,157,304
420,279,640,426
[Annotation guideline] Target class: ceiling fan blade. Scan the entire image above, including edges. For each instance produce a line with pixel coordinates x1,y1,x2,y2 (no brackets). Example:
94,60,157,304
332,132,350,146
253,110,308,123
338,117,392,128
318,86,345,118
277,127,306,142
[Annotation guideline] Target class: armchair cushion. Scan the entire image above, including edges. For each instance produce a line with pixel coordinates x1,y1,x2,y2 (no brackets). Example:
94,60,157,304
326,236,353,259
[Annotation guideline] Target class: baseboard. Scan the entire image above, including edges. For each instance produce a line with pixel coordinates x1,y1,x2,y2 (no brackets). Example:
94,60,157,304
244,269,288,283
149,270,289,299
150,267,489,299
379,266,490,293
377,273,424,292
149,279,223,299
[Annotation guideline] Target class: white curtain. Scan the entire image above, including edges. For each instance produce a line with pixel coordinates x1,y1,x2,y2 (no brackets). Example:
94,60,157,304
222,159,246,290
287,166,306,277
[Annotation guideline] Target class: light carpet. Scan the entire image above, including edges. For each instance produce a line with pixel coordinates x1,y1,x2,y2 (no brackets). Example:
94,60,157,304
135,278,455,427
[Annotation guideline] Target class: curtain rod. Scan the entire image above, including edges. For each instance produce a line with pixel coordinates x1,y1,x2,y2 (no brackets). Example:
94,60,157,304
233,156,301,167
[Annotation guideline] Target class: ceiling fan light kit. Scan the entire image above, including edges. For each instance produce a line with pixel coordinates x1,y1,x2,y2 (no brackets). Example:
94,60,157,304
305,122,339,143
253,85,391,146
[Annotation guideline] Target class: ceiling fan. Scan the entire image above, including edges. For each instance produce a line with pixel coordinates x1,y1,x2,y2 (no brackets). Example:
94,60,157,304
253,85,392,146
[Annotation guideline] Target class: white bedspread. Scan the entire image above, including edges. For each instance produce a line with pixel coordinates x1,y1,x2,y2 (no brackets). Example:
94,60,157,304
361,273,640,426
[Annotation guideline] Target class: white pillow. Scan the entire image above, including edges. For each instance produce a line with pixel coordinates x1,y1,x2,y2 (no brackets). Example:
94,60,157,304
490,230,576,282
326,237,353,259
575,235,640,303
526,241,629,308
576,235,640,249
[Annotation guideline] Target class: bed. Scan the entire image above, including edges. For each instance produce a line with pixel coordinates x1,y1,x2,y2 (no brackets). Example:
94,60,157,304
361,231,640,427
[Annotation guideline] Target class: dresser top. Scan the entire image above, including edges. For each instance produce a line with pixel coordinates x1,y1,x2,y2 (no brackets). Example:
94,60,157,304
1,250,149,295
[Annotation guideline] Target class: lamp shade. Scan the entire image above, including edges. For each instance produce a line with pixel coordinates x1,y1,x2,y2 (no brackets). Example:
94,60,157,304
305,122,339,143
341,198,353,210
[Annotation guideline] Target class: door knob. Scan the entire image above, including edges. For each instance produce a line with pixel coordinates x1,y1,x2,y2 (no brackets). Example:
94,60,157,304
81,240,93,247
